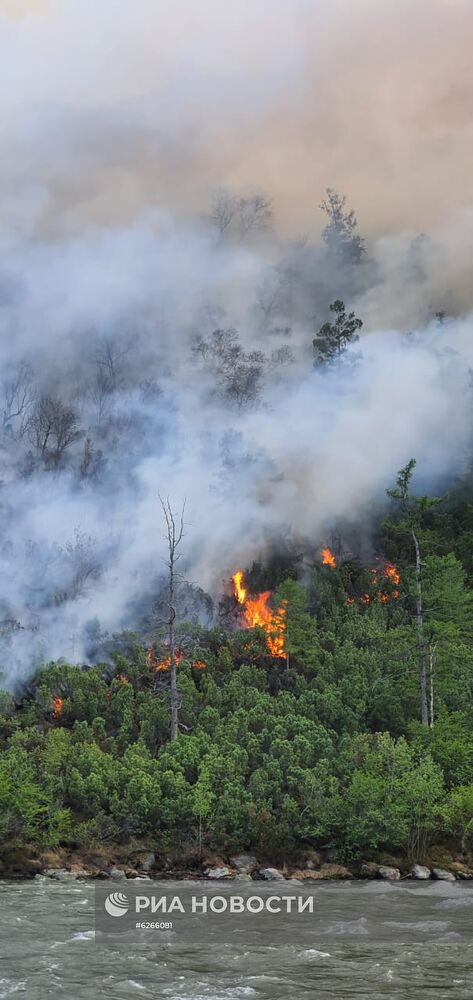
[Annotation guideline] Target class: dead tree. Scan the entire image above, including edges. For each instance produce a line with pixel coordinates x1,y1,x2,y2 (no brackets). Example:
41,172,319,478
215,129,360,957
160,496,186,741
209,189,272,241
27,396,80,469
193,328,266,412
2,362,34,437
387,459,441,726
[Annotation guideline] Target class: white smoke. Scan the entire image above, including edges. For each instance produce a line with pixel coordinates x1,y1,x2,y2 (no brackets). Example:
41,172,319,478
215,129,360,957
0,0,471,683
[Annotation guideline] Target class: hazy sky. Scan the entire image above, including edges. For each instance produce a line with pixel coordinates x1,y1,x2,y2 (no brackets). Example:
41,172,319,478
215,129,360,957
1,0,472,237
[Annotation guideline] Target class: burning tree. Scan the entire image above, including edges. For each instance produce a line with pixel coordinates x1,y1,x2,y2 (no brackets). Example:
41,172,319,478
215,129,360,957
321,546,337,568
232,570,286,661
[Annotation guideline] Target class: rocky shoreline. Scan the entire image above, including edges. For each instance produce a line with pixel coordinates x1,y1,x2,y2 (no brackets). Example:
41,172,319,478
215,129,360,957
2,846,473,883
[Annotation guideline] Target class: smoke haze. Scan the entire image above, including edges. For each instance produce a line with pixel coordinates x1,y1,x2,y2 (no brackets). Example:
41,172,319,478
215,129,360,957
0,0,471,682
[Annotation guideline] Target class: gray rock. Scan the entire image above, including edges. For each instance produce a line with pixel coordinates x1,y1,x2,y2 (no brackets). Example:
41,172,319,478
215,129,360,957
109,867,127,881
360,863,380,879
88,855,109,870
204,866,233,879
305,860,316,870
258,867,284,881
411,865,431,880
230,853,258,872
378,866,401,881
43,868,78,881
138,852,155,873
233,873,253,881
432,868,456,882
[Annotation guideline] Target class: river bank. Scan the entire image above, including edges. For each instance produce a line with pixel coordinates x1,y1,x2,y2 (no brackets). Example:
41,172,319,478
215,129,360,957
2,843,473,883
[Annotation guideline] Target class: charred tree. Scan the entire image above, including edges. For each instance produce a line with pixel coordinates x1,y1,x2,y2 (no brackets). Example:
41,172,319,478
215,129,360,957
159,495,186,741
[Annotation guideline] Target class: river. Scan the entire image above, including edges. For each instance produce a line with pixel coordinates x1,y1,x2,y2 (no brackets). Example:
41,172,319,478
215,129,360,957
0,878,471,998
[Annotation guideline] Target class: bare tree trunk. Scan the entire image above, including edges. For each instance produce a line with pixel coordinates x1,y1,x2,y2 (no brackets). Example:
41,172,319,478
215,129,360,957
160,496,185,741
429,642,436,729
412,528,428,726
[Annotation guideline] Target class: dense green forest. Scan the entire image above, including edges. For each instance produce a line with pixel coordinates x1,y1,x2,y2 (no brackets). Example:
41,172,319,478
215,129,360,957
1,461,473,865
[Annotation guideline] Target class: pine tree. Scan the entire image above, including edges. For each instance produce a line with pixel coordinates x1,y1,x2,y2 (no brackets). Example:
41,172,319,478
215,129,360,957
320,188,365,264
313,300,363,369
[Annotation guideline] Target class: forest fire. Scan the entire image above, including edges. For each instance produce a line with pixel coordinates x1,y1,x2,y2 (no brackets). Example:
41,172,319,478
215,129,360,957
232,571,286,658
146,649,183,672
146,649,206,672
321,547,337,568
52,695,63,718
382,562,400,588
347,561,400,606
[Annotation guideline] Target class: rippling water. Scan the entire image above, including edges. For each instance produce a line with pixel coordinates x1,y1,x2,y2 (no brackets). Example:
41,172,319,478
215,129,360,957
0,878,471,998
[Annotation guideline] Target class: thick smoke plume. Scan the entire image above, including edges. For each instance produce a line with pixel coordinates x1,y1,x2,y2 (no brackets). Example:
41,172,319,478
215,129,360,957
0,0,472,683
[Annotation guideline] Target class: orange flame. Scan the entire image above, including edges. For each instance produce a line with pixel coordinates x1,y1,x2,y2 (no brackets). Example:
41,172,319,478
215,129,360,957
382,562,400,586
347,560,401,606
232,571,286,658
232,569,247,605
147,649,184,672
321,547,337,568
52,695,63,718
192,659,207,670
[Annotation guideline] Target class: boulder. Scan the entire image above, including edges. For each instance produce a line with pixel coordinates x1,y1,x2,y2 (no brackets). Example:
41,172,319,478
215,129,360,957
291,869,320,881
135,852,155,873
233,873,253,881
258,867,285,881
317,864,352,880
449,863,473,880
204,866,233,879
44,868,78,881
360,863,380,879
109,867,127,881
87,855,110,870
378,866,401,881
69,865,91,879
432,868,456,882
411,865,431,880
230,853,258,872
292,863,352,880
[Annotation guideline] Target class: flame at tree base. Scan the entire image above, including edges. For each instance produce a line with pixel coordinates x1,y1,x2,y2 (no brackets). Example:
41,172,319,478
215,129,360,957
146,649,206,672
347,561,400,606
232,570,286,659
52,695,63,718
